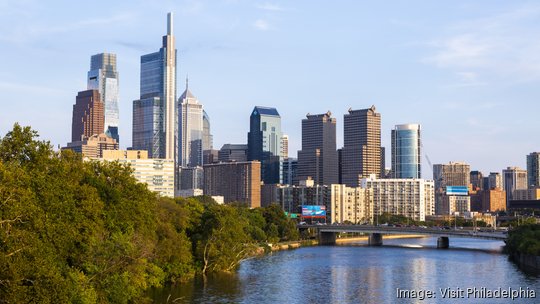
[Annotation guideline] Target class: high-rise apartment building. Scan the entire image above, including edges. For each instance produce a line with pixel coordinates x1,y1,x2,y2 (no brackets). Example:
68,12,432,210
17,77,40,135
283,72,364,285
132,13,177,160
433,162,470,215
71,90,104,142
527,152,540,188
203,161,261,208
100,150,175,198
178,82,203,167
391,124,421,178
503,167,527,203
297,112,338,185
342,106,381,186
360,175,435,222
247,106,282,184
202,110,213,151
280,135,289,158
87,53,119,142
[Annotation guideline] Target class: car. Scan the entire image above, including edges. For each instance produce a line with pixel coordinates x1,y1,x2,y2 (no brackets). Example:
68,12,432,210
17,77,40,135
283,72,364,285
298,221,307,225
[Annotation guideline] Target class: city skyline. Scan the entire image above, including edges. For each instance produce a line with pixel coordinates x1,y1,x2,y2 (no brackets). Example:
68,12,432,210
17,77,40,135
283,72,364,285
1,1,539,176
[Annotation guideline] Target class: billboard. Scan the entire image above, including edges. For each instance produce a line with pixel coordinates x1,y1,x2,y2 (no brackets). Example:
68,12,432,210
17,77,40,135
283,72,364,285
446,186,468,196
302,205,326,218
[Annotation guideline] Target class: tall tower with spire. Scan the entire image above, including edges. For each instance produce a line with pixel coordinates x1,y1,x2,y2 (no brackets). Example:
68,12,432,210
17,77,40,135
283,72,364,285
132,12,177,159
178,77,204,167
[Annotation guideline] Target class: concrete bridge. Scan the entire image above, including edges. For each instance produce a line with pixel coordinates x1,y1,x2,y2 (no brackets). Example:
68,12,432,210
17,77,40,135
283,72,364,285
298,225,507,248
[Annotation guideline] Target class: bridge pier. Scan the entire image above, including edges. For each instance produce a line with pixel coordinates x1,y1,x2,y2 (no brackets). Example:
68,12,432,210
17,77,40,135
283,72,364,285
319,231,337,245
437,236,449,249
368,233,383,246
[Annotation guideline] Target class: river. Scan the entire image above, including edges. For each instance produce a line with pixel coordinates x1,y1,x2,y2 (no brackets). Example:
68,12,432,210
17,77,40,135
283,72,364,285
151,237,540,303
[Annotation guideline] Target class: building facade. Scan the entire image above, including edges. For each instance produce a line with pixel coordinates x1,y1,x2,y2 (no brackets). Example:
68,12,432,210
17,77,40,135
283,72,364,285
391,124,421,178
132,13,177,160
280,134,289,158
433,162,470,215
282,157,298,185
247,106,282,184
72,90,104,142
87,53,119,142
297,112,338,185
218,144,248,162
341,106,381,186
100,150,175,198
329,184,373,224
488,172,502,190
361,176,435,222
527,152,540,188
203,161,261,208
503,167,527,204
64,133,118,158
178,84,203,167
202,110,213,151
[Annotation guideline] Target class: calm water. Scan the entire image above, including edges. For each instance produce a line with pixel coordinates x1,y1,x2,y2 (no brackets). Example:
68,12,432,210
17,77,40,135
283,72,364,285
152,237,540,303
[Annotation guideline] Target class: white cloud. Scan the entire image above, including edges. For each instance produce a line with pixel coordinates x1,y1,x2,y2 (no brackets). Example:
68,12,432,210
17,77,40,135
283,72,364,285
256,2,283,11
254,19,270,30
423,4,540,83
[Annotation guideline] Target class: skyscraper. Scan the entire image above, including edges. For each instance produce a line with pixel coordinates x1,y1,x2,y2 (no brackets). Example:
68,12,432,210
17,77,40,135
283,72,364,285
247,106,282,184
527,152,540,188
391,124,421,178
280,134,289,158
202,110,213,151
433,162,470,215
132,12,177,160
342,106,381,186
297,112,338,185
502,167,527,203
87,53,119,142
178,80,203,167
71,90,104,142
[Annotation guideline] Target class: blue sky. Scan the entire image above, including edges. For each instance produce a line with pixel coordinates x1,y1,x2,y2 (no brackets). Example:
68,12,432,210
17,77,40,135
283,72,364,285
1,0,539,177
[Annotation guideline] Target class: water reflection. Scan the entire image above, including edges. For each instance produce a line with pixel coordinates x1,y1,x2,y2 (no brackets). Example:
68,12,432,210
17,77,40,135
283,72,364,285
154,238,539,303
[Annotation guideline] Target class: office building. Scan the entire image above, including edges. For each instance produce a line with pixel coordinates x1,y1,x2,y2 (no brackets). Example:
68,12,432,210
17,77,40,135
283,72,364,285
361,175,435,222
178,81,203,167
100,150,175,198
488,172,502,190
202,110,213,151
527,152,540,188
203,149,219,164
132,13,177,160
71,90,104,142
297,112,338,185
341,106,381,186
282,157,298,185
380,147,386,178
218,144,248,162
203,161,261,208
433,162,470,215
247,106,282,184
269,178,329,215
503,167,527,203
470,171,484,191
481,189,506,212
391,124,421,178
512,188,540,201
177,166,203,190
87,53,119,142
64,133,118,158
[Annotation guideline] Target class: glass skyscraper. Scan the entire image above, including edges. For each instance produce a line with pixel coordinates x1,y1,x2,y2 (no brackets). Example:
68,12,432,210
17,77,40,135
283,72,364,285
87,53,119,142
132,13,177,159
178,82,204,167
248,106,282,184
391,124,421,178
202,110,213,151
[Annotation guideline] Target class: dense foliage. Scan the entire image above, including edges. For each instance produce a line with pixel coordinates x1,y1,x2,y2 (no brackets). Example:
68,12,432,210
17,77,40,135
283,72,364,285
504,224,540,256
0,124,298,303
